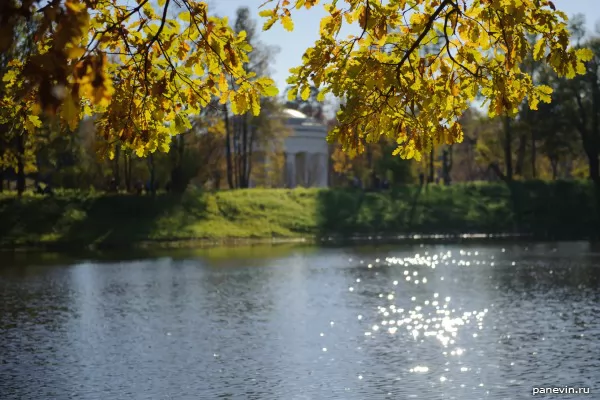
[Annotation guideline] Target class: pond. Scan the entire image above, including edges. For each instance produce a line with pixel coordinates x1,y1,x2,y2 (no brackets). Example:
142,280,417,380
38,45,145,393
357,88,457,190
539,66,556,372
1,241,599,399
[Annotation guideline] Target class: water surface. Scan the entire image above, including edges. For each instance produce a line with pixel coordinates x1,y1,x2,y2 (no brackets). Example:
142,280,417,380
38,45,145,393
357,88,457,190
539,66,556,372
1,242,599,399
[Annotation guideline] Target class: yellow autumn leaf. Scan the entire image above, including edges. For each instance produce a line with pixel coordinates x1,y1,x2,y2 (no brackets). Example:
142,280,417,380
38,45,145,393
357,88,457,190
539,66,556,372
234,92,248,114
178,11,191,22
281,15,294,31
65,0,86,13
287,86,298,101
219,74,228,92
250,93,260,116
262,85,279,97
533,37,545,61
28,115,42,128
67,47,86,59
317,89,327,101
300,85,311,101
576,48,594,62
61,96,80,131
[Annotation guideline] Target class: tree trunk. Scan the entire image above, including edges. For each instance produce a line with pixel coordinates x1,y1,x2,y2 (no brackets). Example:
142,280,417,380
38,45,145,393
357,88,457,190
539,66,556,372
246,122,257,188
233,116,242,189
0,169,4,192
170,134,187,192
504,116,513,182
124,153,132,192
240,113,249,188
531,131,537,179
515,132,526,177
16,132,25,196
224,104,234,189
428,145,435,183
587,150,600,184
148,153,156,195
549,156,558,180
113,146,121,189
442,146,453,185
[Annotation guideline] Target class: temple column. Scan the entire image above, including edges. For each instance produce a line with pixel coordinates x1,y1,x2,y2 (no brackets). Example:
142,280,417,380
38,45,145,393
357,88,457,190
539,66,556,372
316,153,326,187
305,152,311,187
286,152,296,188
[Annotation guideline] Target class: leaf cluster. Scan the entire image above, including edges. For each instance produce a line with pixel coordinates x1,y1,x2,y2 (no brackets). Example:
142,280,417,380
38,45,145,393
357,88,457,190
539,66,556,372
260,0,592,160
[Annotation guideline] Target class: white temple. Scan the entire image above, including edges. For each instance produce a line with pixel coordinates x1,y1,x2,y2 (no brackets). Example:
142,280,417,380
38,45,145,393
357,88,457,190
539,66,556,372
280,108,329,188
248,108,329,188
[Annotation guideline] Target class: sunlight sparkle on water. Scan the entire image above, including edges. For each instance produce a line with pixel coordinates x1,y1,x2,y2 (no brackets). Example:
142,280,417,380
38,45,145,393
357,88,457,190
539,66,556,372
346,252,490,379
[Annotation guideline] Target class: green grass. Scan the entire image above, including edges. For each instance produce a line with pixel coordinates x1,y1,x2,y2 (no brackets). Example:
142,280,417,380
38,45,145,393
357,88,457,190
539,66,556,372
0,181,598,250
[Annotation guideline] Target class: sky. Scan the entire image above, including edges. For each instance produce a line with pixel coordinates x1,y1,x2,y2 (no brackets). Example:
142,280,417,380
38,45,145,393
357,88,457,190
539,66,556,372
210,0,600,93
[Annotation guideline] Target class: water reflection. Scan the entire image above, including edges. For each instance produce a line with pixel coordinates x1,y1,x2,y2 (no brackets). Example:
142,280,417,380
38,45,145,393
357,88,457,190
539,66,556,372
1,242,599,399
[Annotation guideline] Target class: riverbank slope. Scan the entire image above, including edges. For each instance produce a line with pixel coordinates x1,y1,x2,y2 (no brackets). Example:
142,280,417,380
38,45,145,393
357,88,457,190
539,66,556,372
0,181,598,250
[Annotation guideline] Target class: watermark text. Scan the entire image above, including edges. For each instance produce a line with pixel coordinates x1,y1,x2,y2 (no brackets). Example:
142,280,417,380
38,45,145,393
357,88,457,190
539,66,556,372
532,386,591,396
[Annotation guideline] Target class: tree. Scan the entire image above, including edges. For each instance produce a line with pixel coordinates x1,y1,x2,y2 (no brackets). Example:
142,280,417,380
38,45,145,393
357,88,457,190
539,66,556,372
261,0,592,161
1,0,279,163
0,13,43,195
559,38,600,184
0,0,591,172
226,7,287,189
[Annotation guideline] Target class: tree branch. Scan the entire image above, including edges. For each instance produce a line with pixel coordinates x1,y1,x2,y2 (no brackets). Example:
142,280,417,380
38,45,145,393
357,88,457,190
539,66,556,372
395,0,452,84
143,0,170,94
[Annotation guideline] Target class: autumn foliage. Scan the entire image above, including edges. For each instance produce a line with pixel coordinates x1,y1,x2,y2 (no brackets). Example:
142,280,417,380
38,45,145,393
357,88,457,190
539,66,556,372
0,0,593,167
262,0,592,160
1,0,279,161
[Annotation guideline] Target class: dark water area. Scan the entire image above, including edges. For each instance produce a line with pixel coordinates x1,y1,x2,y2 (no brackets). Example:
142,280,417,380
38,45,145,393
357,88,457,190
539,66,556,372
1,241,599,399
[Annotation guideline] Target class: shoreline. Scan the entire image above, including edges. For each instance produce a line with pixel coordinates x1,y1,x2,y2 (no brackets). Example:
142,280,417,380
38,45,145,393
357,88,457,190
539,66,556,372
2,232,596,254
1,183,599,253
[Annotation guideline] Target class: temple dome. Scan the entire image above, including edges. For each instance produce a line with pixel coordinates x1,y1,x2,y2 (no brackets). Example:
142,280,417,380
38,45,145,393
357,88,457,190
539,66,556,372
282,108,324,127
283,108,308,119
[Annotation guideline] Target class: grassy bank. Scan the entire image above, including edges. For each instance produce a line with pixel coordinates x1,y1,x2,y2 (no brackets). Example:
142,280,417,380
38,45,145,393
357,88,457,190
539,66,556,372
0,181,598,250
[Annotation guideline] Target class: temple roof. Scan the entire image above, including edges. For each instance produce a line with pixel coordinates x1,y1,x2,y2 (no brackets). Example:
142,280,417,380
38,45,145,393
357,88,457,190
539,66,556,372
283,108,308,119
282,108,324,128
